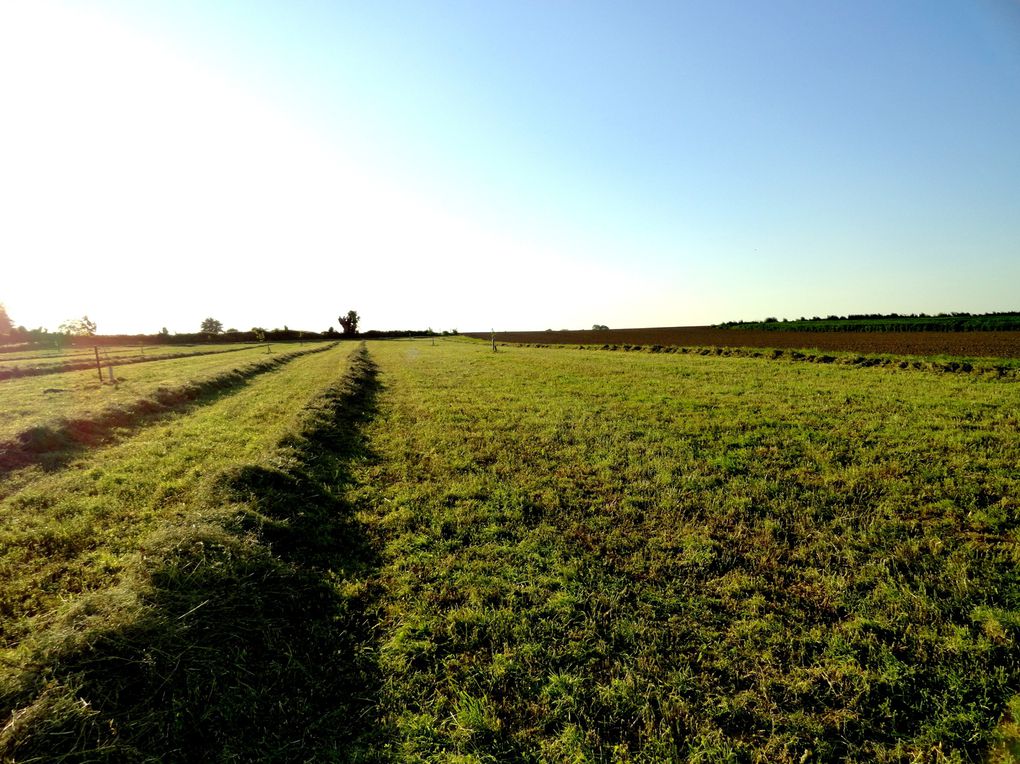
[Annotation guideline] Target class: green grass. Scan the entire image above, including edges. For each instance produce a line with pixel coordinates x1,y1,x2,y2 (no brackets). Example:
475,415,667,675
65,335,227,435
0,343,380,760
0,342,262,375
0,345,311,441
0,343,334,484
345,339,1020,761
491,335,1020,375
3,337,1019,760
0,344,345,647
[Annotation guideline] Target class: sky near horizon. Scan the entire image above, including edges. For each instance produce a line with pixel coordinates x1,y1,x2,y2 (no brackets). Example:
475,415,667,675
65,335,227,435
1,1,1019,335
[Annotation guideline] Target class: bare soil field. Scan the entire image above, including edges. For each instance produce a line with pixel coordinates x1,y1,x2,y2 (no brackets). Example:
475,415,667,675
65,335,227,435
471,327,1020,358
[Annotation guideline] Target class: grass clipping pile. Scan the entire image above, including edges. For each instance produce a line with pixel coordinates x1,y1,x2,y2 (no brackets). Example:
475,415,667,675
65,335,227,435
0,346,380,761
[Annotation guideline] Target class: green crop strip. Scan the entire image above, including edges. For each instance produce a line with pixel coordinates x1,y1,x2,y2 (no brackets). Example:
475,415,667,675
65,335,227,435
347,339,1020,761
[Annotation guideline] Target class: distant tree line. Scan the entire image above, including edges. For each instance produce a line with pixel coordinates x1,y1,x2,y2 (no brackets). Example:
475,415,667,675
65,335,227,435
716,311,1020,333
0,306,101,349
0,325,453,353
0,302,458,352
360,328,458,339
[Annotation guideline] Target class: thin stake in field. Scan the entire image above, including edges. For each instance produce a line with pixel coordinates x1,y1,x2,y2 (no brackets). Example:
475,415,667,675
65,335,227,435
103,348,117,384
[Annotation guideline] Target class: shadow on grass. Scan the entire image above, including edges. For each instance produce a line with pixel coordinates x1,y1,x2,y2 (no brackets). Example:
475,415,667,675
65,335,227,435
0,344,337,481
1,346,385,762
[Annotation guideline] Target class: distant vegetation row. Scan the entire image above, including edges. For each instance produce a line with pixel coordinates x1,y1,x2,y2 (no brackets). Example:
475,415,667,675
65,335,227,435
716,311,1020,332
0,302,455,354
0,328,444,354
0,328,455,355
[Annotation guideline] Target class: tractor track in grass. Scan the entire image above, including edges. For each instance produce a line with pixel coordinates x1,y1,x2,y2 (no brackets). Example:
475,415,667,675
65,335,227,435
0,343,338,481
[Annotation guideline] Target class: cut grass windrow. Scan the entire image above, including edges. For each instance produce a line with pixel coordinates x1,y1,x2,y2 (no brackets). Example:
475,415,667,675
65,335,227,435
478,326,1020,359
1,346,334,446
0,342,270,381
495,338,1020,378
0,343,337,480
1,344,381,761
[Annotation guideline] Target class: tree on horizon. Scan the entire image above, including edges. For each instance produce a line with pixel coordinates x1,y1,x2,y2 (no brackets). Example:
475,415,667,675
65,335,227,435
338,310,359,335
200,317,224,334
58,315,97,336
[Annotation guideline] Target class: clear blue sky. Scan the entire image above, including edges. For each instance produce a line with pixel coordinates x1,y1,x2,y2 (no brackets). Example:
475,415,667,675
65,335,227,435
2,1,1018,333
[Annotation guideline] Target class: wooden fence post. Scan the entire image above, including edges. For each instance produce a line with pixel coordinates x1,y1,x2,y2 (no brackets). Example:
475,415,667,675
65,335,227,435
94,346,103,383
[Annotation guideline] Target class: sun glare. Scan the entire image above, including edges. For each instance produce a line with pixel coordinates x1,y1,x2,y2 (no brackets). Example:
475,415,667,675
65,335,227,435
2,1,636,334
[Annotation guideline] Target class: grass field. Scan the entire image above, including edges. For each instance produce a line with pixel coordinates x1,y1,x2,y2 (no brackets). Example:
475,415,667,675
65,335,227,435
1,337,1018,761
0,342,255,366
1,343,372,759
0,341,316,380
341,340,1020,761
0,342,334,481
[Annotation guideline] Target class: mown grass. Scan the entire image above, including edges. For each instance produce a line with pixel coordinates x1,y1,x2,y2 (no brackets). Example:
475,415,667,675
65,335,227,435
0,344,311,442
490,336,1020,376
0,342,264,378
4,337,1018,760
0,344,333,483
348,338,1020,761
1,344,381,760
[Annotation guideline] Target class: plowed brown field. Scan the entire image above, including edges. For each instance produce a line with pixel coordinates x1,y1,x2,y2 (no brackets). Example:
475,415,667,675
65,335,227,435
468,327,1020,358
